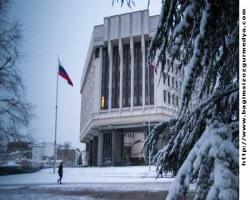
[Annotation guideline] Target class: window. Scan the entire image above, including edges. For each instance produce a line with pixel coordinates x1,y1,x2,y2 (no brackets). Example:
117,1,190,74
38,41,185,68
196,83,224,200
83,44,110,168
176,81,178,89
122,44,131,107
145,40,154,105
172,77,175,88
172,94,175,106
101,47,109,109
163,90,166,103
112,46,120,108
168,92,171,104
176,95,179,107
163,76,166,85
134,42,142,106
103,132,112,163
168,75,170,87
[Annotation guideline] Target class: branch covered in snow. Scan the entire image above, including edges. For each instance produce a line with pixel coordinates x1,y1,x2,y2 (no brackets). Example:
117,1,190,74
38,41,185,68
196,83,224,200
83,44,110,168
166,121,238,200
144,84,238,174
148,0,239,114
143,0,238,199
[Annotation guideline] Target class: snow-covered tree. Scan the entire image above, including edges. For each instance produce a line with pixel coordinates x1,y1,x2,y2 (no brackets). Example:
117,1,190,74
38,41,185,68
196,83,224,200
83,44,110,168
142,0,239,199
115,0,238,198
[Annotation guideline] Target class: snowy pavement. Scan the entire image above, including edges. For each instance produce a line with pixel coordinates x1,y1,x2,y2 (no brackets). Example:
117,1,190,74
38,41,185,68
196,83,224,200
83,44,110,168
0,166,178,200
0,183,172,200
0,166,173,185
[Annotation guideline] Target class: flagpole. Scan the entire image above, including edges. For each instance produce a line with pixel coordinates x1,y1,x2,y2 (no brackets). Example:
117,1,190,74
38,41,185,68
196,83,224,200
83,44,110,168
53,60,59,174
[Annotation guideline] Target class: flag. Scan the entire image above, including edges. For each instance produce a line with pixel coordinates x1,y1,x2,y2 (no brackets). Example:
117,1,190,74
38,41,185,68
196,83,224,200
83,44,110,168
150,61,157,74
58,62,73,86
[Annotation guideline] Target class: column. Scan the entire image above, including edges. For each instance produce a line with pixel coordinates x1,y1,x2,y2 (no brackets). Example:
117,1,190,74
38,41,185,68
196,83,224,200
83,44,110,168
85,142,90,166
141,35,146,108
93,136,98,166
112,131,115,165
89,139,93,166
97,132,103,167
108,41,113,112
119,39,123,110
130,37,134,110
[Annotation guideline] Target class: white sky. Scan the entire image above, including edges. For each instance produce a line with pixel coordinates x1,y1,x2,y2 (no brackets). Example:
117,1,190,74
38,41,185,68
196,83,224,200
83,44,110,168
9,0,162,149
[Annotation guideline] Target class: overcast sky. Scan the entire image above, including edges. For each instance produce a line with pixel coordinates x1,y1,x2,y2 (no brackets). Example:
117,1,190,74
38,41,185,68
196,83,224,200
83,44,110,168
8,0,162,149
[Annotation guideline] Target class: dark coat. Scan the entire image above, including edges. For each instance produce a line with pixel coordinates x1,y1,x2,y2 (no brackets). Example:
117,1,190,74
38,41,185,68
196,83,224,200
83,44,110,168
58,164,63,177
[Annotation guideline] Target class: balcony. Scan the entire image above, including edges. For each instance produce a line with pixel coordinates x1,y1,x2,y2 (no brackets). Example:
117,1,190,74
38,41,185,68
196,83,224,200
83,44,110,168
80,105,178,142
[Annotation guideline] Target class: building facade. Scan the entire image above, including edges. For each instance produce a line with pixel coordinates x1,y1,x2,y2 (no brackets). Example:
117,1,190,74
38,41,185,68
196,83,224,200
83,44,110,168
80,10,182,166
31,142,55,167
31,144,44,161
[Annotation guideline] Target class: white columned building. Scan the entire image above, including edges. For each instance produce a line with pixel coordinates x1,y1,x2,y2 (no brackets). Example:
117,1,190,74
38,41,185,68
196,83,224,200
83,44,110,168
80,10,182,166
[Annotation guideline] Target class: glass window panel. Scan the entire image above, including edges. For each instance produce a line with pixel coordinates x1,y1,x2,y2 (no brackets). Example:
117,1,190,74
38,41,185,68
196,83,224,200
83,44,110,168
163,90,166,103
168,92,171,104
112,46,120,108
122,44,131,107
134,42,142,106
101,47,109,109
145,40,154,105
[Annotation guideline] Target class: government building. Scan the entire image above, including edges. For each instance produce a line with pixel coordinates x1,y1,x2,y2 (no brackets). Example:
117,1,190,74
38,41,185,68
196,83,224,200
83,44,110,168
80,10,182,166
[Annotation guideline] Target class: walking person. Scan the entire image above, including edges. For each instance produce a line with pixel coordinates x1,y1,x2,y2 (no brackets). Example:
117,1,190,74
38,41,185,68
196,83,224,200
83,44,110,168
57,161,63,184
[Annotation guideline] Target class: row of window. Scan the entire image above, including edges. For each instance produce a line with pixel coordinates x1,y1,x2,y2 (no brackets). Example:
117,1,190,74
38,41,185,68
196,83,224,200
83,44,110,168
101,41,154,110
125,133,135,138
163,75,181,90
163,90,179,107
165,62,184,76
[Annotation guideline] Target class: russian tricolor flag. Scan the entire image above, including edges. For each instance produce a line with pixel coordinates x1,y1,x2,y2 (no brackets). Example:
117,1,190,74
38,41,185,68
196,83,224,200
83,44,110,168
58,62,73,87
150,61,157,74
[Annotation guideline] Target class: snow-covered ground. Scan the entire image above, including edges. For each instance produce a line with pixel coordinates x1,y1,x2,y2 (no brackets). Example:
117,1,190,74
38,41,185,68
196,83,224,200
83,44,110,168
0,166,176,200
0,166,174,185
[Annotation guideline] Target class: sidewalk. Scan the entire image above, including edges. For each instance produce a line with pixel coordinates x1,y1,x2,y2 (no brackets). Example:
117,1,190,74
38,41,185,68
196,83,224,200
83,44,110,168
0,182,170,200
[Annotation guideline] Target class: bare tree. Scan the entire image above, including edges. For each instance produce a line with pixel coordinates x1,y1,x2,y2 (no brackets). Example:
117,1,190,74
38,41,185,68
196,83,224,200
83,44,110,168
63,141,71,150
112,0,135,8
0,0,33,145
